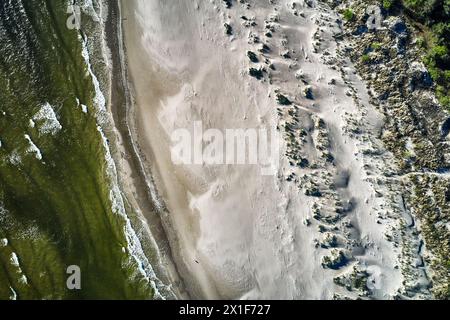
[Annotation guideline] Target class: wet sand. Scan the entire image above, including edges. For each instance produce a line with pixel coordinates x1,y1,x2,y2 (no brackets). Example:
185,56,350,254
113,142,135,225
105,0,186,299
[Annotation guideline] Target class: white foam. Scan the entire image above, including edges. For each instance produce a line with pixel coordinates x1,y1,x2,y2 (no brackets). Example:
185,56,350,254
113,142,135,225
80,36,107,123
75,97,89,114
33,103,62,135
10,252,20,268
8,150,22,166
18,275,28,285
9,287,17,300
79,0,168,298
97,125,163,299
24,134,42,160
0,238,8,247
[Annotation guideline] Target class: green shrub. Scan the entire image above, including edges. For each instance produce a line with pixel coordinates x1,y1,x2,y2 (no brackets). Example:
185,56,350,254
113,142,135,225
428,65,440,82
401,1,449,110
361,54,371,63
444,70,450,82
403,0,438,19
431,45,448,57
371,42,382,50
343,8,354,21
416,36,426,48
432,23,450,44
383,0,393,10
436,86,450,109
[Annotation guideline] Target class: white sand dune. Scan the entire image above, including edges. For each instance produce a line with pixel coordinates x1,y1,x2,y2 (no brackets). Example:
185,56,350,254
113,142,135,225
120,0,430,299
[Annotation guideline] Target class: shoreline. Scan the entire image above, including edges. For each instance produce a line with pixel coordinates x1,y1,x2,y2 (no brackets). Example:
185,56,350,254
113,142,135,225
119,0,226,299
104,0,187,299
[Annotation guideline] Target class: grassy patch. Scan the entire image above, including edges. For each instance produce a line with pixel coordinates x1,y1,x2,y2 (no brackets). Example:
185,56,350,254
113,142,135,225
401,0,449,109
371,42,382,50
383,0,394,10
342,8,355,21
361,54,371,63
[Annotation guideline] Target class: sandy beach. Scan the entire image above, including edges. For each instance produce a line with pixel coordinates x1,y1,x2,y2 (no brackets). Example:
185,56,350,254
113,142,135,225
118,0,432,299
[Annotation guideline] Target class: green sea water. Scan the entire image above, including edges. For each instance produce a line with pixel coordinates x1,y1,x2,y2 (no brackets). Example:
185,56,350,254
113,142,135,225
0,0,154,299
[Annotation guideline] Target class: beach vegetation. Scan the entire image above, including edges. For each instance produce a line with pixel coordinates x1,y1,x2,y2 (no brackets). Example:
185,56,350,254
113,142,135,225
400,0,449,109
343,8,355,21
361,54,371,63
383,0,394,10
371,42,382,50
